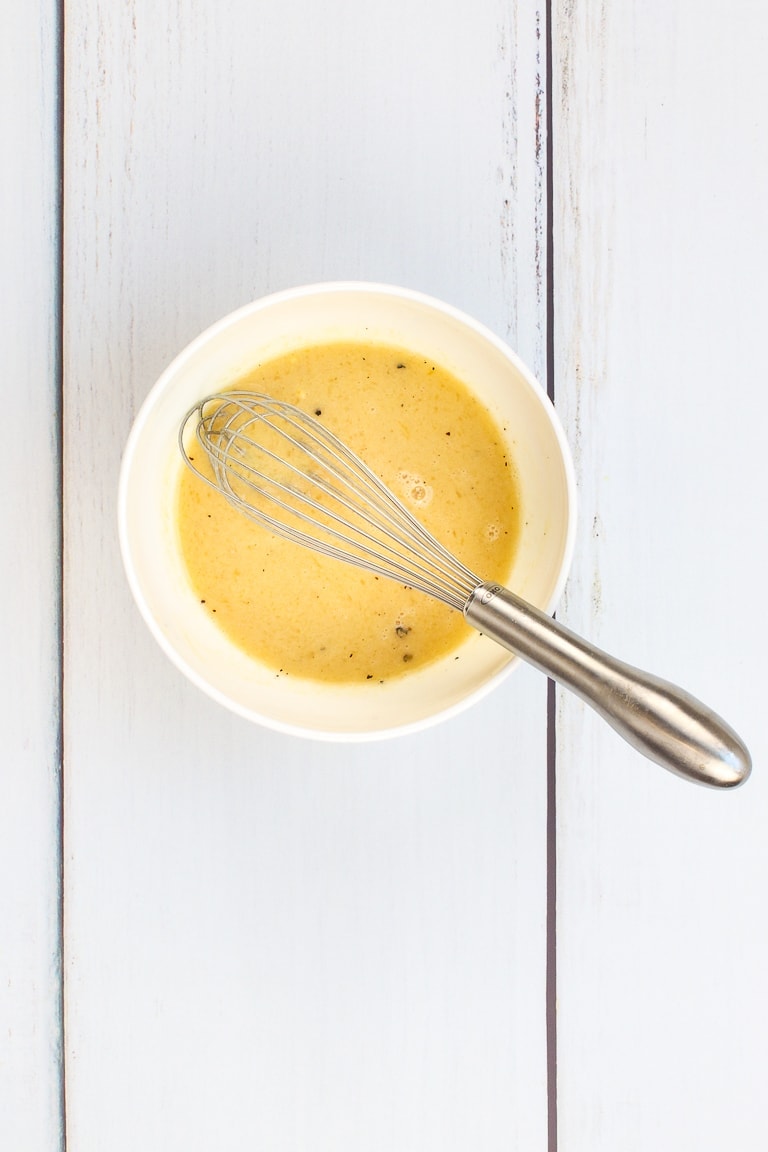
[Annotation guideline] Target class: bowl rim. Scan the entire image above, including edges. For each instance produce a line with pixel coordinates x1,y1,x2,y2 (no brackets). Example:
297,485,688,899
118,279,578,741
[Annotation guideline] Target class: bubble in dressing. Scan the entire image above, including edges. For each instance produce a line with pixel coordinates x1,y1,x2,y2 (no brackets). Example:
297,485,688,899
397,470,433,509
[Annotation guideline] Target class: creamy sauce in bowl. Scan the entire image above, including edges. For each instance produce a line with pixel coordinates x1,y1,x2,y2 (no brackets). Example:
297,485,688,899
176,341,521,684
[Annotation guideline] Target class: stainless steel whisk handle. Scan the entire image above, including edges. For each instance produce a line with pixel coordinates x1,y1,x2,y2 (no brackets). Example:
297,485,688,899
465,584,751,788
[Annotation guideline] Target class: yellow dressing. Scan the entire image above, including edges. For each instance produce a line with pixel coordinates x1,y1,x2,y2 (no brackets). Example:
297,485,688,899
176,341,521,683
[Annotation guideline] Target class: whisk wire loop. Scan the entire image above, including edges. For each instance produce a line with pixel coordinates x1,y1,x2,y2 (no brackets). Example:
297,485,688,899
180,393,481,610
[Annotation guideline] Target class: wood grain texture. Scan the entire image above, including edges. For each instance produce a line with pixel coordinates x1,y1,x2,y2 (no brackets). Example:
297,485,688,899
553,2,768,1147
0,4,63,1148
63,2,550,1147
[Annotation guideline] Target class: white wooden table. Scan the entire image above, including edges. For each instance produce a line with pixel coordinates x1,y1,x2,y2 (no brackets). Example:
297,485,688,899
4,2,766,1148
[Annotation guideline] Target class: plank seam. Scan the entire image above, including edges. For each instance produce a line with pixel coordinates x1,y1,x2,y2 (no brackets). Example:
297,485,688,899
544,2,558,1150
55,0,67,1146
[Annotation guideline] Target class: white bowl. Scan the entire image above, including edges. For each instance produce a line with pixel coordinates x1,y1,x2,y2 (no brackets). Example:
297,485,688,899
118,282,576,740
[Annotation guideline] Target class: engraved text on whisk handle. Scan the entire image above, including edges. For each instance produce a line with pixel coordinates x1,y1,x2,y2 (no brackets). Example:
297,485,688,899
463,583,751,789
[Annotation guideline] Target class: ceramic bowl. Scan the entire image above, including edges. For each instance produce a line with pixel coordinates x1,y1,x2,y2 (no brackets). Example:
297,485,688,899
118,282,576,739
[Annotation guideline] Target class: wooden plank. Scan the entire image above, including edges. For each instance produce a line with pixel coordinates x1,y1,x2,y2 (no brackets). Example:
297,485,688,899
63,2,551,1147
553,2,768,1147
0,4,63,1148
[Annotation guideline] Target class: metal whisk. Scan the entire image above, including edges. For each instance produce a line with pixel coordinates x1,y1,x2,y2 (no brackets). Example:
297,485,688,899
180,392,751,789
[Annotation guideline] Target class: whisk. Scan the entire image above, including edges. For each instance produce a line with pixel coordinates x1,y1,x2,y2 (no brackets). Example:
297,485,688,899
180,392,751,789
